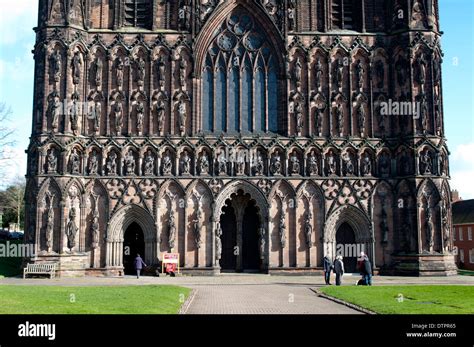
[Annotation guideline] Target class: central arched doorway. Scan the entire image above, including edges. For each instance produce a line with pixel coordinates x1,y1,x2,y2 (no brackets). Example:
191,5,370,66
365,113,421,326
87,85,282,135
336,222,358,273
123,222,145,275
219,189,261,272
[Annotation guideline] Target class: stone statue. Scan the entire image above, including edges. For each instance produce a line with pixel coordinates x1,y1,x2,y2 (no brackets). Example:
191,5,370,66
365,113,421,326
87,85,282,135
48,95,61,131
136,101,145,134
178,100,187,133
342,152,354,176
199,153,210,175
215,224,223,262
70,148,81,175
421,100,429,133
334,58,344,91
71,51,82,85
168,210,176,249
66,207,78,251
69,99,79,135
162,151,173,175
156,99,166,134
375,60,385,89
290,153,300,175
217,151,227,175
107,152,117,176
91,197,100,248
335,103,344,136
294,57,302,87
144,150,155,176
287,0,295,31
45,201,54,253
441,199,450,252
380,200,389,243
279,214,286,249
425,205,434,253
435,96,442,136
178,0,191,31
115,56,124,89
113,101,123,135
124,150,136,175
254,152,265,176
357,103,366,135
305,212,313,249
181,151,191,175
259,227,266,261
93,56,103,87
179,56,187,89
50,50,62,84
417,54,427,90
155,55,166,88
47,149,57,174
354,60,365,91
294,100,303,134
136,56,146,86
236,153,245,175
90,101,101,133
308,151,319,176
270,152,282,175
361,153,372,176
193,207,203,249
327,151,337,175
420,150,432,175
88,150,99,175
314,104,325,136
314,58,323,92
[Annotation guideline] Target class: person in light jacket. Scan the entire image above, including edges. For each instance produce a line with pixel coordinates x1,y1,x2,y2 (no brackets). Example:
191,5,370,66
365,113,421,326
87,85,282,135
334,255,344,286
134,254,147,279
323,255,333,285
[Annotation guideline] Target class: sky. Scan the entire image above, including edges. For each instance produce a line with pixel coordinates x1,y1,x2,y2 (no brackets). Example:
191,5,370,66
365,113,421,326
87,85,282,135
0,0,473,198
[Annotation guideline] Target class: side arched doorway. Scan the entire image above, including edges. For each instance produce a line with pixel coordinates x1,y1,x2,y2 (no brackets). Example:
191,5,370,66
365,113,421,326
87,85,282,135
336,222,357,273
123,222,145,275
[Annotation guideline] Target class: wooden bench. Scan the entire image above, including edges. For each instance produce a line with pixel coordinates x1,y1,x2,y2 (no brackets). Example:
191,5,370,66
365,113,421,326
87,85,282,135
23,263,57,279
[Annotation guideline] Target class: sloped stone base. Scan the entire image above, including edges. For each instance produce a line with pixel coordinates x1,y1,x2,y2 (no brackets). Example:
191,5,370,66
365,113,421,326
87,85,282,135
392,254,458,276
30,253,90,277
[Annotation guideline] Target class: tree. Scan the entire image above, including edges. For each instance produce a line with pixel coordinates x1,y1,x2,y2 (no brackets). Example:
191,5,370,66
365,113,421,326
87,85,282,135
0,102,17,182
0,177,25,230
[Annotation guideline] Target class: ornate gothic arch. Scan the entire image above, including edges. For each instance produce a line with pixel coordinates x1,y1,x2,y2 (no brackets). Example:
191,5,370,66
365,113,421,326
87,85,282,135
324,204,372,244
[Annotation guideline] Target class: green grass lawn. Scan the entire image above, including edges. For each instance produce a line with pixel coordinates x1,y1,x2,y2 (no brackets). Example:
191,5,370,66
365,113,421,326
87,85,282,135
0,240,23,278
319,285,474,314
0,285,190,314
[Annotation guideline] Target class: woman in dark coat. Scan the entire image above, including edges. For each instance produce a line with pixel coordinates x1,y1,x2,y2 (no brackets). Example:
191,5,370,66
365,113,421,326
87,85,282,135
134,254,147,279
333,256,344,286
323,255,333,285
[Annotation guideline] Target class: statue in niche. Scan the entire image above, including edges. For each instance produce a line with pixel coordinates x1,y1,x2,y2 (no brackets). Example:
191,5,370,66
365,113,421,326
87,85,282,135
144,150,155,176
155,99,166,134
193,206,203,249
293,57,302,88
50,50,62,83
342,152,354,176
287,0,295,31
357,103,366,135
215,224,223,262
113,101,123,135
270,152,282,175
124,150,136,176
305,212,313,249
69,98,80,135
91,195,100,248
178,0,191,31
93,56,103,87
420,100,429,133
294,100,303,135
377,103,387,136
395,57,407,87
379,153,390,176
217,151,227,175
361,153,372,176
71,51,82,85
335,103,344,136
162,151,173,175
425,205,434,253
279,213,286,249
289,153,300,175
380,199,389,243
66,207,78,251
88,151,99,175
199,153,210,175
45,200,54,253
420,150,432,175
433,59,441,85
435,96,442,136
48,95,61,131
354,60,365,91
254,151,265,176
115,56,124,90
314,58,323,92
70,148,81,175
314,104,325,136
155,55,166,88
307,151,319,176
412,0,426,25
416,54,427,90
181,151,191,175
90,101,101,133
168,210,176,249
259,227,266,260
136,101,145,134
179,56,187,89
107,152,117,176
47,149,57,174
178,100,187,133
441,198,450,252
135,56,146,86
236,152,245,175
334,58,344,91
375,60,385,89
327,151,337,175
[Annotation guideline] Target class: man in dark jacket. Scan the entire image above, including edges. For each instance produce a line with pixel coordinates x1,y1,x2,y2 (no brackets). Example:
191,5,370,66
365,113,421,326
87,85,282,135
333,255,344,286
323,255,333,285
134,254,147,279
359,252,373,286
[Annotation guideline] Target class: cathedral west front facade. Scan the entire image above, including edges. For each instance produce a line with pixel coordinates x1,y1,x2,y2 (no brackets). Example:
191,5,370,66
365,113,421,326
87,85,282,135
25,0,457,276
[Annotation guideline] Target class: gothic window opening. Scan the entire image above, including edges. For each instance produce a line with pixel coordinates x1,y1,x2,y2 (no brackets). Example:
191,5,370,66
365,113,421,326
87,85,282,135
201,10,281,134
332,0,356,30
124,0,151,29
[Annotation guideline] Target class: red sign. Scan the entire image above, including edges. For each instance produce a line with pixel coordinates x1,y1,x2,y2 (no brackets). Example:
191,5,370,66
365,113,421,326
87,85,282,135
162,253,179,274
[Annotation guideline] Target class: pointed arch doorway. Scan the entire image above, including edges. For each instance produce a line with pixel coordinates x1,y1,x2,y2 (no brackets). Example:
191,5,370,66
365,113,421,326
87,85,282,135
123,222,145,275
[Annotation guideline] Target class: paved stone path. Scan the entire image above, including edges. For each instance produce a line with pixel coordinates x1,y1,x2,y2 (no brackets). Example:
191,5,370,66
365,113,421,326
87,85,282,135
2,274,473,314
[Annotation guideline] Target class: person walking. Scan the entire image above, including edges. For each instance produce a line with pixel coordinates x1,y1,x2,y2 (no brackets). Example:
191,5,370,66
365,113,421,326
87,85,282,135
359,252,373,286
134,254,147,279
323,255,333,285
334,255,344,286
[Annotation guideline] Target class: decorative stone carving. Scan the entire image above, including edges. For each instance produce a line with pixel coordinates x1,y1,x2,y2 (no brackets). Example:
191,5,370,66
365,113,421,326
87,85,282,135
289,153,300,175
342,151,354,176
135,56,146,87
193,204,203,249
270,152,282,176
293,57,302,88
178,56,187,89
420,149,432,175
69,98,80,135
279,213,286,249
136,101,145,135
71,50,82,85
93,56,103,88
307,151,319,176
45,195,54,253
440,198,450,252
334,58,344,91
155,55,166,89
379,153,390,176
46,149,57,174
380,199,389,243
91,195,100,249
361,153,372,176
162,151,173,175
47,94,61,131
259,226,266,260
354,60,365,91
155,99,166,135
88,150,99,175
124,150,136,176
178,0,191,31
334,103,344,136
425,204,434,253
49,50,62,83
199,152,210,175
115,56,124,90
314,58,323,92
168,210,176,249
287,0,296,31
144,150,155,176
178,99,187,134
107,152,118,176
357,103,366,136
90,101,101,133
215,223,223,262
254,151,265,176
305,212,313,249
326,151,337,175
217,150,227,175
70,148,81,174
66,207,78,251
181,151,191,175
